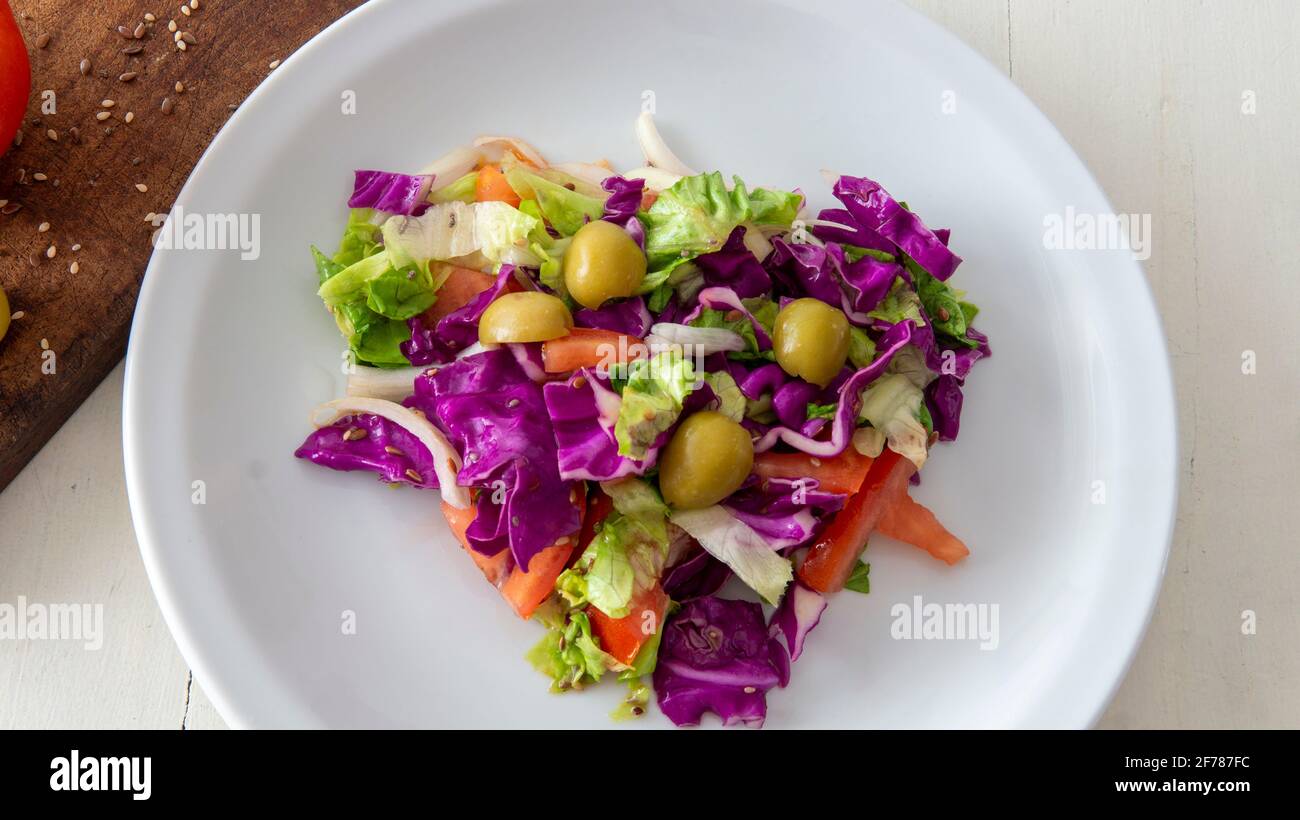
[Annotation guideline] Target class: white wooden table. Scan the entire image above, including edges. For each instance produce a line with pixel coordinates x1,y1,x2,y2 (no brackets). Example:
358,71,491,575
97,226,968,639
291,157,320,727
3,0,1298,729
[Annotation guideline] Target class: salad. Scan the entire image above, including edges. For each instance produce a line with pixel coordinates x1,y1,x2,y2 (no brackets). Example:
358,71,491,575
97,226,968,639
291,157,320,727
295,114,989,727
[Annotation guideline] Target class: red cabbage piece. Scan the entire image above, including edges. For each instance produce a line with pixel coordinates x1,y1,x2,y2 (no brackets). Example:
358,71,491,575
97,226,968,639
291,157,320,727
542,369,657,481
926,373,964,442
767,236,845,308
406,348,577,570
752,319,916,456
653,597,787,728
662,549,732,601
601,175,646,249
831,175,962,281
723,477,845,550
825,242,902,315
348,170,434,215
294,412,439,489
574,297,652,338
401,265,520,365
769,580,827,663
693,227,773,299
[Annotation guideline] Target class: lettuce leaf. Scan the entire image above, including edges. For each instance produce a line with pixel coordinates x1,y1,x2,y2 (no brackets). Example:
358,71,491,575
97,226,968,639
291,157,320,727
857,372,929,469
505,166,605,237
615,350,701,459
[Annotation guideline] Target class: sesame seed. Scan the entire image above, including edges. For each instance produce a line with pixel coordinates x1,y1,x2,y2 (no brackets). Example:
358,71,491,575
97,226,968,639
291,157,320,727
36,33,50,49
181,5,191,16
144,213,156,222
0,199,6,208
95,111,112,121
9,311,23,320
145,12,157,22
404,469,423,483
32,172,47,181
268,59,281,69
71,244,81,251
79,59,91,75
175,81,185,93
173,30,182,41
119,71,138,82
135,183,149,193
101,99,116,108
191,0,199,8
46,245,57,259
176,40,187,51
384,445,404,456
70,261,80,274
160,97,174,114
125,112,135,123
46,129,57,141
743,686,757,694
38,222,50,232
809,457,822,467
168,20,177,32
13,130,21,146
342,427,367,442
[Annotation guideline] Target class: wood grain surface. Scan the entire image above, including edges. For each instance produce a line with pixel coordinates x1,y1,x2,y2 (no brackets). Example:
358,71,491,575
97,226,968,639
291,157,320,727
0,0,364,492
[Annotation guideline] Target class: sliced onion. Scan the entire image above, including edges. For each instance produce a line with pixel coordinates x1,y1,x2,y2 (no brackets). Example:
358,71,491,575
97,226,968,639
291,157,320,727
309,397,469,509
741,222,773,261
552,161,616,186
646,323,745,355
635,112,696,176
420,146,483,186
623,165,682,192
346,366,423,403
473,135,547,167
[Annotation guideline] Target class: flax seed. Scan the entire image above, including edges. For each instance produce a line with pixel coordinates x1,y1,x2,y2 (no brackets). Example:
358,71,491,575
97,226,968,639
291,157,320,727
180,31,196,44
119,72,138,82
160,97,174,115
32,172,47,181
122,43,144,55
384,446,404,457
79,58,91,75
117,25,133,38
133,22,146,39
404,469,423,483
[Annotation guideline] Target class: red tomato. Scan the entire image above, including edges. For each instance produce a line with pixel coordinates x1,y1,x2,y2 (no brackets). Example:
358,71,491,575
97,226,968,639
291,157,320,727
0,1,31,156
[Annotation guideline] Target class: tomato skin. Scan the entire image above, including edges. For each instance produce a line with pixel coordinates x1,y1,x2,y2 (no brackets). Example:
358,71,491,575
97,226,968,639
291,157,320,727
542,327,646,374
0,1,32,157
797,449,915,593
753,448,875,496
588,584,669,666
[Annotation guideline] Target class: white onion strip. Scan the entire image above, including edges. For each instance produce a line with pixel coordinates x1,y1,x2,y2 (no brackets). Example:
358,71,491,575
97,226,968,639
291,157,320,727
310,397,470,509
472,135,547,167
623,165,682,191
552,162,616,186
420,146,483,187
635,112,696,176
346,366,423,403
646,323,745,355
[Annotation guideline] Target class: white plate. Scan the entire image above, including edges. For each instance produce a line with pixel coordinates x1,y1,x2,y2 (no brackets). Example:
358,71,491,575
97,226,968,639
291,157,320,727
124,0,1176,728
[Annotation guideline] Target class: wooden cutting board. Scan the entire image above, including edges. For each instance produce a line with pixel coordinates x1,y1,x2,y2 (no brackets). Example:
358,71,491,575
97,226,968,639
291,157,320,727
0,0,365,492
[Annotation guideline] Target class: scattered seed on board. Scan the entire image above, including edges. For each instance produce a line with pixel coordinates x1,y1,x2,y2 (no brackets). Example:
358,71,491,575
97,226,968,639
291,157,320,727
32,172,47,181
125,112,135,123
160,97,174,115
70,261,80,274
101,99,116,108
119,72,138,82
181,5,191,16
268,59,281,69
117,25,133,38
14,130,22,146
175,81,185,93
135,183,149,193
46,129,57,141
133,22,146,39
1,203,20,215
131,156,143,165
0,199,7,208
176,40,187,51
122,43,144,55
168,19,177,32
10,311,23,320
95,111,111,121
71,243,81,251
191,0,200,9
46,245,57,259
79,59,91,75
69,127,80,144
145,12,157,22
36,33,50,49
180,32,196,44
38,222,50,232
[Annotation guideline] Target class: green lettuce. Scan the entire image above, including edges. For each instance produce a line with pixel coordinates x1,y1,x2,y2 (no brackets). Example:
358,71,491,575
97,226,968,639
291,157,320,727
703,371,746,422
614,350,701,459
907,256,981,348
858,372,929,469
849,325,877,368
332,209,383,268
844,559,872,594
688,296,779,363
526,604,614,692
867,277,927,327
641,172,800,276
505,166,605,237
427,172,478,204
557,509,669,620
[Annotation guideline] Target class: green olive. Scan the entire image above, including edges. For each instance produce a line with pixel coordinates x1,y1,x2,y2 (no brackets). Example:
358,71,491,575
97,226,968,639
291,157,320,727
659,411,755,510
773,298,850,387
0,285,8,343
478,291,573,344
562,219,647,310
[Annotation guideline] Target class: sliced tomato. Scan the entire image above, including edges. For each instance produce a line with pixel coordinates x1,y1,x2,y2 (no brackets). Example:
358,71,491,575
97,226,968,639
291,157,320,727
475,163,521,207
441,491,586,619
879,492,969,565
542,327,647,374
0,3,30,157
420,265,498,324
753,447,875,496
573,486,614,562
588,584,669,666
797,449,916,593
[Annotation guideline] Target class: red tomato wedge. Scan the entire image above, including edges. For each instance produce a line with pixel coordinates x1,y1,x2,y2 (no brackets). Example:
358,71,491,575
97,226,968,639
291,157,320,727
753,447,875,496
474,163,521,207
542,327,647,374
879,492,970,565
797,449,916,593
588,584,669,667
572,487,614,566
420,265,499,324
0,2,30,157
441,493,586,619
